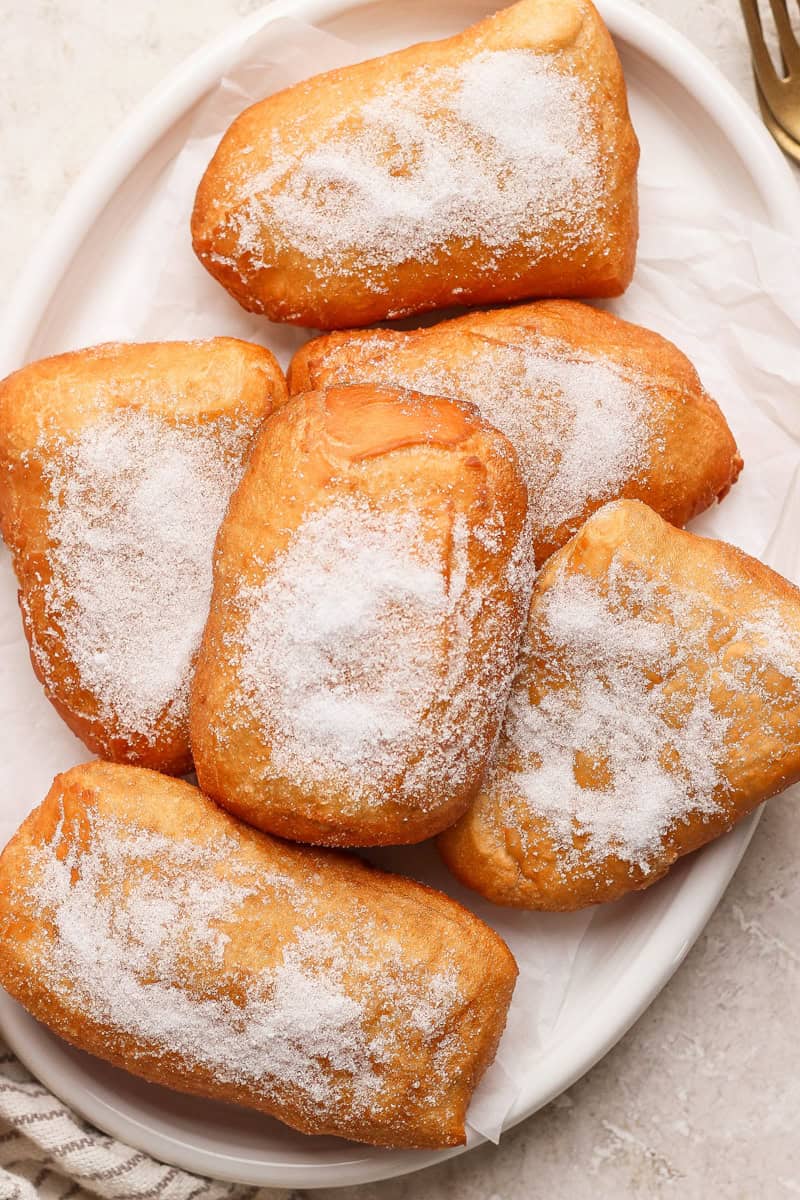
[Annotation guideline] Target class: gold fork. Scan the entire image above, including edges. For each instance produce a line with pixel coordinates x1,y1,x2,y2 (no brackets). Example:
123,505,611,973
740,0,800,162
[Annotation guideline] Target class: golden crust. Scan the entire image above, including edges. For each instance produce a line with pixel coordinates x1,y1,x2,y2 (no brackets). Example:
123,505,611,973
438,500,800,910
289,300,742,563
190,384,532,846
0,762,517,1148
0,339,287,774
191,0,639,329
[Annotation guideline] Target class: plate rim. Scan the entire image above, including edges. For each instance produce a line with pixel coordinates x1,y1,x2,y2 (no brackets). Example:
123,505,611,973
0,0,798,1188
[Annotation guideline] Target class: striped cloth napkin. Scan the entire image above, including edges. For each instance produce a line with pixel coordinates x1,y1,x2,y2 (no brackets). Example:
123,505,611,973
0,1040,271,1200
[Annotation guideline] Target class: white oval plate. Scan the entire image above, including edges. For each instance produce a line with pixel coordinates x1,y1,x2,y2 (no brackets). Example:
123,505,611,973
1,0,798,1190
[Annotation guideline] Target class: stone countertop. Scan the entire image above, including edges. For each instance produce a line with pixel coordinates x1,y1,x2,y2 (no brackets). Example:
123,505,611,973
1,1,798,1197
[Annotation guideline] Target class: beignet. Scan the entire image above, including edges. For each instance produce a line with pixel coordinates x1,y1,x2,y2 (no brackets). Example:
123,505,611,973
190,385,533,846
0,762,517,1148
0,339,286,774
191,0,639,329
439,500,800,909
289,301,742,564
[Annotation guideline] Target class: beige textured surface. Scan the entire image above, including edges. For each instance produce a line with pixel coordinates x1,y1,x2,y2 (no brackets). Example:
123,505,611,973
0,0,798,1196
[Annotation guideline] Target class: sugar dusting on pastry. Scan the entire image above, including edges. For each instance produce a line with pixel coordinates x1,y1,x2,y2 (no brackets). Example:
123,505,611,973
232,495,532,812
736,603,800,689
227,50,603,282
37,411,255,744
498,561,727,872
496,548,800,875
25,806,464,1117
323,333,654,542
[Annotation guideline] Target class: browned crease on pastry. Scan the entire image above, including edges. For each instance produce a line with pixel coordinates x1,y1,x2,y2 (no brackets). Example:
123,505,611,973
289,300,742,563
0,338,287,773
439,499,800,909
0,761,517,1148
190,384,533,846
192,0,639,328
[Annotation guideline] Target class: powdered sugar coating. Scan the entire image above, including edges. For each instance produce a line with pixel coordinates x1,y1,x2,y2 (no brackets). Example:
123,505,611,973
499,563,727,872
25,806,464,1119
325,333,655,545
226,49,603,285
495,549,800,876
37,410,256,744
232,494,532,813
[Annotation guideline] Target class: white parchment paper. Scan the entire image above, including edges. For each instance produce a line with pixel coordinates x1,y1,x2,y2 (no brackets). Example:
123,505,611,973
1,14,799,1147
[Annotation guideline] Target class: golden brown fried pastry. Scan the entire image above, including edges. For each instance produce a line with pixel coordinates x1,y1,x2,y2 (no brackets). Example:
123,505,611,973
191,0,639,329
190,385,533,847
0,339,286,774
290,300,742,563
0,762,517,1148
439,500,800,910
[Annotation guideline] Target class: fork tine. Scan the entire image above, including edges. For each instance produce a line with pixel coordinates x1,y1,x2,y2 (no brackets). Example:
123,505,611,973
767,0,800,73
740,0,781,91
754,73,800,160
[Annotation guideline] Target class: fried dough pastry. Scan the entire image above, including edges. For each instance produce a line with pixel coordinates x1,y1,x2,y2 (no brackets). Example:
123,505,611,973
439,500,800,910
190,385,533,847
191,0,639,329
0,339,286,774
289,300,742,563
0,762,517,1148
